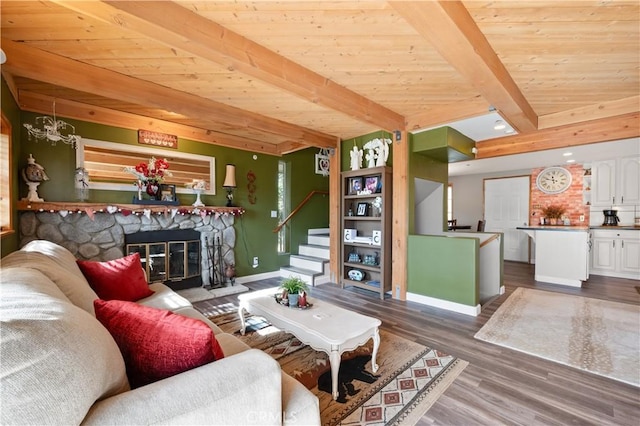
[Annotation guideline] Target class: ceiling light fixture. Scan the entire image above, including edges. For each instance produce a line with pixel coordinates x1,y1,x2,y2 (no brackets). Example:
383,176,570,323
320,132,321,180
493,120,506,130
563,152,573,157
23,100,81,149
566,159,576,163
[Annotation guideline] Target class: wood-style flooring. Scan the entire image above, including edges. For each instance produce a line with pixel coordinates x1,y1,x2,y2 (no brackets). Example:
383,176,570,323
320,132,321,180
194,262,640,425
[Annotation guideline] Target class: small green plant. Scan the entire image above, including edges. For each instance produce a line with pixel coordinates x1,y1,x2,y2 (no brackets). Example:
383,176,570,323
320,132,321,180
279,276,309,295
541,204,566,219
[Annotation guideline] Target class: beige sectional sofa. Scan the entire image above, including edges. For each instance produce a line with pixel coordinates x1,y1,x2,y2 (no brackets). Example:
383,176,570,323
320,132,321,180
0,240,320,425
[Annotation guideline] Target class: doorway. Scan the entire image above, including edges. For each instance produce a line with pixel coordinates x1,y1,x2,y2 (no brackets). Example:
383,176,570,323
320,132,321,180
484,176,530,262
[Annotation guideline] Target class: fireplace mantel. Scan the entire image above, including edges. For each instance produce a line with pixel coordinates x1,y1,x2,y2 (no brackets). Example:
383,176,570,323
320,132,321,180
17,200,245,216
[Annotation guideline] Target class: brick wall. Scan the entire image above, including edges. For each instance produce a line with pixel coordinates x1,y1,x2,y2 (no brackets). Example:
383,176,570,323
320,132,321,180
530,164,590,225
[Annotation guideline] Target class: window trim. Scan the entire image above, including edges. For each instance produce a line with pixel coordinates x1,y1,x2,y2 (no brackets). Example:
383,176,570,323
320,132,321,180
1,112,14,237
76,138,216,195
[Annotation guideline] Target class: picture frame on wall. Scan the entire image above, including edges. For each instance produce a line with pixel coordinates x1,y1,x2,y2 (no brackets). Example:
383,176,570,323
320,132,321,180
348,177,363,195
356,202,369,216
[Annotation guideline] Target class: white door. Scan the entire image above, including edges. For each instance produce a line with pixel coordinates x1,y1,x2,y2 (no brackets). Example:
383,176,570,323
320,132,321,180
484,176,530,262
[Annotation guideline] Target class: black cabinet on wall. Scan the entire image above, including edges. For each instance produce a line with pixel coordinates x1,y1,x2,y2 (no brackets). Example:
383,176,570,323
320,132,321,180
340,166,392,300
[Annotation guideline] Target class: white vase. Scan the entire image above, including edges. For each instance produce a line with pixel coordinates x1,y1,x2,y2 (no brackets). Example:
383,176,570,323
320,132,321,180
192,189,205,207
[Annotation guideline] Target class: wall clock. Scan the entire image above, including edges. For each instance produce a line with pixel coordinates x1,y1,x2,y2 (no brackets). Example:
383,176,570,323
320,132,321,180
536,166,572,194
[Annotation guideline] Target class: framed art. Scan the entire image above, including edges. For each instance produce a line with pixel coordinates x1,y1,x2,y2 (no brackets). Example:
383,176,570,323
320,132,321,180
315,152,330,175
160,184,176,202
348,177,363,195
365,176,381,193
356,202,369,216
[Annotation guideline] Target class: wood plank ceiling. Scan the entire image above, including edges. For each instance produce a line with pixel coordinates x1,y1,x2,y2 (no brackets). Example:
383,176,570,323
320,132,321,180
1,1,638,157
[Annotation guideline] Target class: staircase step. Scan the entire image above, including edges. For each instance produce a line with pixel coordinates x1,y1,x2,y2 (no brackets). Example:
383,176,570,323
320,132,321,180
290,254,327,272
299,244,330,260
279,266,321,286
308,234,330,247
307,228,330,235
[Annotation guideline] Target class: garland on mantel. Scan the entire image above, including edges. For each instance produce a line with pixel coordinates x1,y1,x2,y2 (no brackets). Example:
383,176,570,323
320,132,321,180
18,201,245,221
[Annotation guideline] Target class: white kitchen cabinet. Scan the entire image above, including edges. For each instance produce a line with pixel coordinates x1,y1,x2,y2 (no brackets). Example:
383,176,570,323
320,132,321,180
590,229,640,280
591,156,640,206
618,157,640,205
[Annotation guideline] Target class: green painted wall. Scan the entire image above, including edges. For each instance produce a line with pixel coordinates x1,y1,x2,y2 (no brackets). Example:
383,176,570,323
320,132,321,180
3,82,329,275
408,235,479,306
408,132,448,235
280,149,330,266
1,79,21,257
340,130,393,171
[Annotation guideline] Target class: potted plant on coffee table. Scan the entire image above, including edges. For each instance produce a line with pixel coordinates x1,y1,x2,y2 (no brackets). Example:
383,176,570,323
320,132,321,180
279,276,309,307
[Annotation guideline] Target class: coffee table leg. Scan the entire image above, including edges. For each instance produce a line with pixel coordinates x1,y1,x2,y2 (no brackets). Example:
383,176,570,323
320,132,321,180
238,305,247,336
329,348,340,401
371,327,380,373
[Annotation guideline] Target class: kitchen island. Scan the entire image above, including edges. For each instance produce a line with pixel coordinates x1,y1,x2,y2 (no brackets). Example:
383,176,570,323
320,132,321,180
517,226,590,287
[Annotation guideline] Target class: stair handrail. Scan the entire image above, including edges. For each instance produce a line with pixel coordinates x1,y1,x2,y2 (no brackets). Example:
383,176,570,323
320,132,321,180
479,233,500,248
273,190,329,233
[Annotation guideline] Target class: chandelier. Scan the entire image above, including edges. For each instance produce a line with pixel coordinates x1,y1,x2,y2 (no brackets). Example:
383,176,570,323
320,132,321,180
23,100,81,149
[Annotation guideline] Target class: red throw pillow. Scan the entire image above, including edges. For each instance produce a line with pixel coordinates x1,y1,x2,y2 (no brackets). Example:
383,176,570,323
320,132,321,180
94,299,224,388
77,253,154,301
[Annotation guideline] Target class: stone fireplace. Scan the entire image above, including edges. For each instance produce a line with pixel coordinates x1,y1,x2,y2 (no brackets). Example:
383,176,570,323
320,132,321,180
125,229,202,290
18,207,238,288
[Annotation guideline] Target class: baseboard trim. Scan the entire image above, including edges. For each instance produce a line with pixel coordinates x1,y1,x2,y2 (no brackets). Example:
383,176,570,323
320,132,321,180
235,271,280,284
406,292,481,317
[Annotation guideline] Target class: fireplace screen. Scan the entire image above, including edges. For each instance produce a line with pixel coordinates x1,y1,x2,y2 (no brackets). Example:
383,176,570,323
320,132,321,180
125,230,201,290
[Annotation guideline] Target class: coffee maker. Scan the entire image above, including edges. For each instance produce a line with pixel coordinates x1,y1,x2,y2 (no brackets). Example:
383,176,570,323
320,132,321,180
602,209,620,226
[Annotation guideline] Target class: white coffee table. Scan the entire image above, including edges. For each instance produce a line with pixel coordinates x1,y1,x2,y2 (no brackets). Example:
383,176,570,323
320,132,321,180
237,288,381,401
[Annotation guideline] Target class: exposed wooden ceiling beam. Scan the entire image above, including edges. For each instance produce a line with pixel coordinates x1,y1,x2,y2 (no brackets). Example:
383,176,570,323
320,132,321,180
18,91,281,155
538,96,640,130
52,0,405,132
1,38,336,149
475,112,639,158
391,1,538,133
406,96,491,131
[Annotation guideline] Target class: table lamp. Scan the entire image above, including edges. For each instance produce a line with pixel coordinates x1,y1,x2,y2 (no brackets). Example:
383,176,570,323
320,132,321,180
223,164,236,207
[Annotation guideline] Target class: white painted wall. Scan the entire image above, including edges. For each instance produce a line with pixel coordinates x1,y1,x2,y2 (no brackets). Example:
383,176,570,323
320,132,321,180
415,178,444,235
448,169,531,229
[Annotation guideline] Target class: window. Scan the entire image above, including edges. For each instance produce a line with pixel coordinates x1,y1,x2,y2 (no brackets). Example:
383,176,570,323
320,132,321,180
0,113,13,236
277,160,290,254
77,138,216,195
447,184,453,221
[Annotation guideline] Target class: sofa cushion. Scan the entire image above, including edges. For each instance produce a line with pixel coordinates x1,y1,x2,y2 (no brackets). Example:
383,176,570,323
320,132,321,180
77,253,154,302
173,306,225,335
139,282,193,311
0,268,129,426
1,249,99,315
94,299,224,388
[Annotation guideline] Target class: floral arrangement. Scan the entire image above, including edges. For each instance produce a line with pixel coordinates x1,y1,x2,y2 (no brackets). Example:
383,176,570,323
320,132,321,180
124,157,172,184
541,204,566,219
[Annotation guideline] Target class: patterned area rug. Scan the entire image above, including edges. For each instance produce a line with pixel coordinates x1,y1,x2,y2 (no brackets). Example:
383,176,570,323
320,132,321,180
176,284,248,302
475,287,640,387
211,312,468,426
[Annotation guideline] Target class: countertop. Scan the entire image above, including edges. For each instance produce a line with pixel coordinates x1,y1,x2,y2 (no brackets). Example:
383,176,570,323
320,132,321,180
517,226,590,232
589,225,640,231
517,225,640,232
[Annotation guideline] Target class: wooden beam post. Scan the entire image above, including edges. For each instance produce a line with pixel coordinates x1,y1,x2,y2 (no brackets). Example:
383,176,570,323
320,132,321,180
329,139,341,284
392,130,409,300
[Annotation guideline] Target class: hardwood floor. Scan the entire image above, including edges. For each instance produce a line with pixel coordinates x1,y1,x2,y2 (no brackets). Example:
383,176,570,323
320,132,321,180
194,262,640,425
